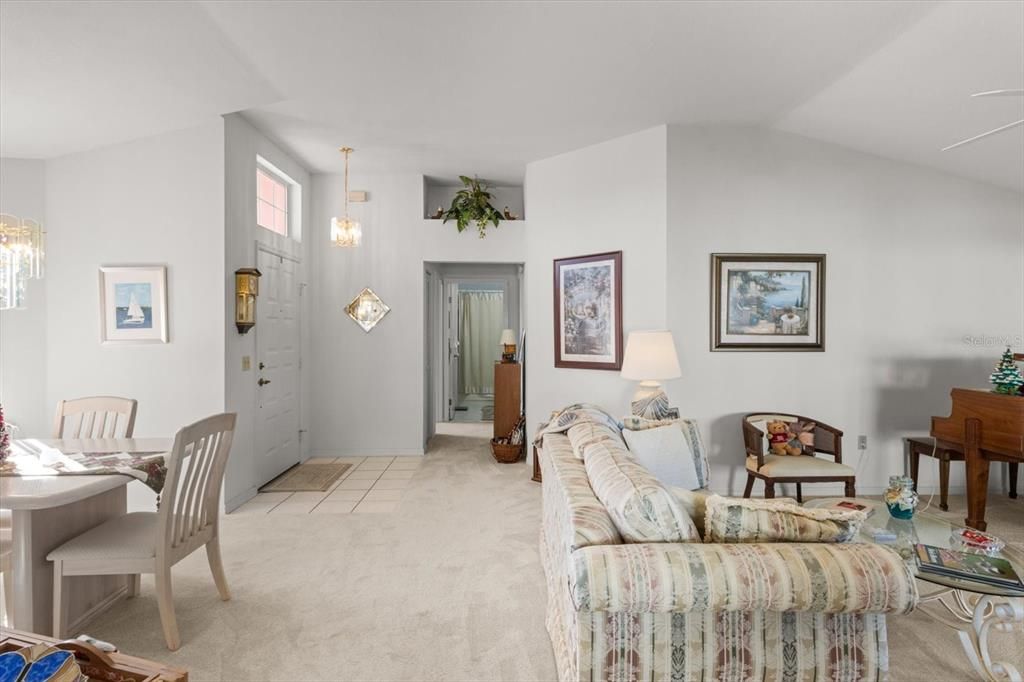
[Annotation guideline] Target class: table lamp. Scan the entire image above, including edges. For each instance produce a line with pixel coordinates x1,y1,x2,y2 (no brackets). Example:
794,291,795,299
500,328,517,363
621,330,681,420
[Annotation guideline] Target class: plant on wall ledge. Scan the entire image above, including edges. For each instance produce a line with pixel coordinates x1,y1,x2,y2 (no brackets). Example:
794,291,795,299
443,175,503,238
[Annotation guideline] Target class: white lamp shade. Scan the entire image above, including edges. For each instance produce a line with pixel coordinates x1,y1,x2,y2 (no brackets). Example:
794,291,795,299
500,328,516,345
621,330,681,381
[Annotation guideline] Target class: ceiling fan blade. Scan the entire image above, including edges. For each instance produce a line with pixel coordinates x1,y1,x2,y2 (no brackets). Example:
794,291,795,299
942,119,1024,151
971,89,1024,98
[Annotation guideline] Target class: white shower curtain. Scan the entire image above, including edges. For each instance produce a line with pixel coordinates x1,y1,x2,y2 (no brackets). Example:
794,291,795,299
459,291,503,395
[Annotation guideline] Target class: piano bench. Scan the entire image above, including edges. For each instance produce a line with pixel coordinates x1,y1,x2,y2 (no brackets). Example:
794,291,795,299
905,436,1018,511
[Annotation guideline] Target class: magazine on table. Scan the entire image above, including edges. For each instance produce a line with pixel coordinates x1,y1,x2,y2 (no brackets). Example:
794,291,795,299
914,544,1024,590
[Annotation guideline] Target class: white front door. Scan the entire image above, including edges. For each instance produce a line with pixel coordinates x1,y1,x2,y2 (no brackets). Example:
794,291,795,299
255,246,301,485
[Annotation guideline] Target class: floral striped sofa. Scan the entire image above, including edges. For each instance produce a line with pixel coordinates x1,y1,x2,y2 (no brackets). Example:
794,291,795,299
538,411,918,682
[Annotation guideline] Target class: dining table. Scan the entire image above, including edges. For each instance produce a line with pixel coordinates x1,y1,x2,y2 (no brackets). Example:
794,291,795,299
1,437,172,635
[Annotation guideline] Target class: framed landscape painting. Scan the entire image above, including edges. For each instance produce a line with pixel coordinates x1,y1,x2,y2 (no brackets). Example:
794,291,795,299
553,251,622,369
99,266,168,344
711,253,825,351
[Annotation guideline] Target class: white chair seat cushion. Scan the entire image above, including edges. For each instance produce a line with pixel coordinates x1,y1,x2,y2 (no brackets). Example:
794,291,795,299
47,512,157,562
747,454,854,477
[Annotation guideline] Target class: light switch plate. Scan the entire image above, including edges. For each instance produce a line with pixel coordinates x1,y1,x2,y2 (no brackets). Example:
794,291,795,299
242,356,251,371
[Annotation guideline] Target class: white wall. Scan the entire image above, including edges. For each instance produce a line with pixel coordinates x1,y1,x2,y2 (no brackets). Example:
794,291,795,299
666,125,1024,495
223,113,313,509
521,123,1022,497
44,123,226,510
523,126,668,449
0,158,48,436
310,171,526,456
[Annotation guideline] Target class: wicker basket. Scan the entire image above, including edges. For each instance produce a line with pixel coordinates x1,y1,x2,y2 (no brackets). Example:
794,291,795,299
490,439,524,463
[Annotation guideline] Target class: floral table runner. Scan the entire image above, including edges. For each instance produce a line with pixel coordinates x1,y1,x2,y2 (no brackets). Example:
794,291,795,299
1,441,168,495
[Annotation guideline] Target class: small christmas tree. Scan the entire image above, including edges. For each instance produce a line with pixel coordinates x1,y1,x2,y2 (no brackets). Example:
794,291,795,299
989,347,1024,395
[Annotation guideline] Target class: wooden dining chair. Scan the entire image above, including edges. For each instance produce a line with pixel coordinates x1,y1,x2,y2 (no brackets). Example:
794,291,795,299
48,413,236,650
53,396,138,438
0,522,12,626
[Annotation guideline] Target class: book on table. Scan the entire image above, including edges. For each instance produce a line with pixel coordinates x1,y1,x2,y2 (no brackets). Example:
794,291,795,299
914,544,1024,590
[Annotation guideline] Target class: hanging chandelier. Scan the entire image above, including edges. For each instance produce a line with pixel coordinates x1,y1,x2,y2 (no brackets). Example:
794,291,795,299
0,214,45,310
330,146,362,248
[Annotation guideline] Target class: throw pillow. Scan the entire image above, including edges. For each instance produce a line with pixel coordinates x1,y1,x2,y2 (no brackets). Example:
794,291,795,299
703,495,866,544
622,423,702,490
583,440,700,543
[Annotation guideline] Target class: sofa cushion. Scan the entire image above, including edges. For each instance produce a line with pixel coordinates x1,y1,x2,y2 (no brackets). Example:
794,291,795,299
622,423,702,490
567,420,624,459
583,440,700,543
569,541,917,614
540,433,622,551
703,495,866,544
623,416,710,488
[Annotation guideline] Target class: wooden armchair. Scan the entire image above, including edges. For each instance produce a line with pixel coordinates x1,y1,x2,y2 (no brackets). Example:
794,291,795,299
741,412,855,502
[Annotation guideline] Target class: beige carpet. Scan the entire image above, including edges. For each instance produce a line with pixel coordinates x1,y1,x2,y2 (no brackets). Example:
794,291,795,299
80,428,1022,681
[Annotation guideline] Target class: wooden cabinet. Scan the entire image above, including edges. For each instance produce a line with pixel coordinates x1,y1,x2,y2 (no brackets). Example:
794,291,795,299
493,362,522,440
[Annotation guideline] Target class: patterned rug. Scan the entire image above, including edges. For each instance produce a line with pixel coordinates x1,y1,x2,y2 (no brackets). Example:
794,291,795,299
258,462,351,492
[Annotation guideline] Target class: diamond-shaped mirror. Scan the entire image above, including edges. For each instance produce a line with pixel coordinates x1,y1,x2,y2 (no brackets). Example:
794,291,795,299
345,287,390,332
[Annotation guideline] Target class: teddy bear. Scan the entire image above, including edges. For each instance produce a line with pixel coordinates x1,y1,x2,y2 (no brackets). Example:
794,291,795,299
765,420,803,456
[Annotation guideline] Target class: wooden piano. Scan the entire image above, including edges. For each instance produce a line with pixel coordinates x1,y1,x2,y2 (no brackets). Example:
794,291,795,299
931,387,1024,530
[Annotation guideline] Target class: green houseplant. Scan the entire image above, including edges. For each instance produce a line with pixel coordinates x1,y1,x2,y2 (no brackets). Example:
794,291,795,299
443,175,503,238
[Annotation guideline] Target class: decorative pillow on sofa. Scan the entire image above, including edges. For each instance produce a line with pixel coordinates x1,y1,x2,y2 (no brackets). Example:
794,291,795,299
703,495,866,544
621,423,702,490
583,441,700,543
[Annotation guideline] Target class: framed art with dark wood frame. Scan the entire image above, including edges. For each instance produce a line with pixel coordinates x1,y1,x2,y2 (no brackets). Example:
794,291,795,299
711,253,825,352
553,250,623,369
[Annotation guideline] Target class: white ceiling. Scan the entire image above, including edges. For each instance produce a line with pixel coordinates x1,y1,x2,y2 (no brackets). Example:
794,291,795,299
2,1,1021,191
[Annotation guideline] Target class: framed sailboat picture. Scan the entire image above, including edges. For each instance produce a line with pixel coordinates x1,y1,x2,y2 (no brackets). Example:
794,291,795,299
99,266,169,344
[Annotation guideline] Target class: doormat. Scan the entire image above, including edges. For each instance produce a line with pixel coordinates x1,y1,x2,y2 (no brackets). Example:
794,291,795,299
259,462,352,493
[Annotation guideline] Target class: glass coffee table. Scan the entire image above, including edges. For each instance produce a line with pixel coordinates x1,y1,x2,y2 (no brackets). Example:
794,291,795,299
807,498,1024,682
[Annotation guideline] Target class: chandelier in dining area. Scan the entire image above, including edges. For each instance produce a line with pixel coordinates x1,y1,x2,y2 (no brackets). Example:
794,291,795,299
0,214,46,310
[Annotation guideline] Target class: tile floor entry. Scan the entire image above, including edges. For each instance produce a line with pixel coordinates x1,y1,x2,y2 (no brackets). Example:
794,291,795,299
232,455,421,514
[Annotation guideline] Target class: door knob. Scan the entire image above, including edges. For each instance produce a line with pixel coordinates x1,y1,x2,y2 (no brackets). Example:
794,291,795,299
258,361,266,370
258,378,271,386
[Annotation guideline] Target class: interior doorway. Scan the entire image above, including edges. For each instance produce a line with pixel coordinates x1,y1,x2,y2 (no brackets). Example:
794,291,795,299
424,263,523,441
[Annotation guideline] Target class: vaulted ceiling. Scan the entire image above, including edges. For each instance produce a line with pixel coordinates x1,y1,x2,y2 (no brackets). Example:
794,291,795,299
2,1,1021,191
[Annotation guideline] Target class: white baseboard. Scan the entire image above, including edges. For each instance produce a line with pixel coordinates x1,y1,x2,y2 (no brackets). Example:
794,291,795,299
225,486,257,513
68,584,128,636
311,448,424,457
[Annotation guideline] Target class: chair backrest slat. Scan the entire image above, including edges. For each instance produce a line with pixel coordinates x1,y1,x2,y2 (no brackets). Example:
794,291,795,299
54,397,138,439
158,414,236,554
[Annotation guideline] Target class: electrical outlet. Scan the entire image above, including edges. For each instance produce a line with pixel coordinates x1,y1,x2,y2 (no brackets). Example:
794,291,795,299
857,435,867,450
242,355,251,371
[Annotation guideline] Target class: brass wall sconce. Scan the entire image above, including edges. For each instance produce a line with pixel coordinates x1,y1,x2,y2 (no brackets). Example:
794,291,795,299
234,267,261,334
